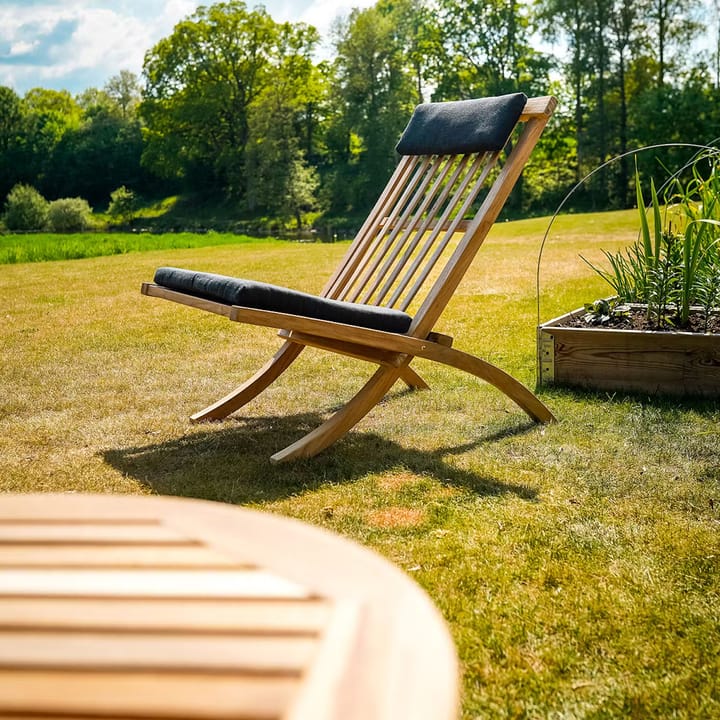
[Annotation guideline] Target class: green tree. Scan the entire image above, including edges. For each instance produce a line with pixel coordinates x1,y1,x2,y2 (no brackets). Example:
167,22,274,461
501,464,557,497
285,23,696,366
283,157,320,228
244,22,323,216
105,70,142,119
535,0,596,183
140,1,281,196
328,2,418,212
644,0,701,88
45,108,146,206
436,0,549,98
46,197,93,232
108,185,137,224
0,86,27,200
22,88,83,197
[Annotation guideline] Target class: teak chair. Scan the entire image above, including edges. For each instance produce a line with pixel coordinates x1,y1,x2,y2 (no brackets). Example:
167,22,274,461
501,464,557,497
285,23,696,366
142,92,557,462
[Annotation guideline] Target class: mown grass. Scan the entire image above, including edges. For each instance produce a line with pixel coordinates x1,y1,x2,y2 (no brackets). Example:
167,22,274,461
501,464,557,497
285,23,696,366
0,230,277,265
1,208,718,718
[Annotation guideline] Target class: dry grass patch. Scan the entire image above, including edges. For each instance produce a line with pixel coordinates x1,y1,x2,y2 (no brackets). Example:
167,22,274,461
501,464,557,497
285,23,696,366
366,506,428,528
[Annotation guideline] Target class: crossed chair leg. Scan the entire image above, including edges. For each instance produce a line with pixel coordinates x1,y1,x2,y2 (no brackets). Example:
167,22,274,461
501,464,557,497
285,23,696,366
190,335,555,463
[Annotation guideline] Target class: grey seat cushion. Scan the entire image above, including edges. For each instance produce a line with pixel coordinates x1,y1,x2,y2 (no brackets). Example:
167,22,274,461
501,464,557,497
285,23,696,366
154,267,413,334
395,92,527,156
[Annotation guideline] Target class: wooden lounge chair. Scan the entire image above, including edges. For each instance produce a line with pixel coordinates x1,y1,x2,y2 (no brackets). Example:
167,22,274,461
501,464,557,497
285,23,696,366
142,92,557,462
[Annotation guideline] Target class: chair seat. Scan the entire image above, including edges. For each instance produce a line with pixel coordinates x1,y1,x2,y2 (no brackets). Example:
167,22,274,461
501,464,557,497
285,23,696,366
153,267,413,334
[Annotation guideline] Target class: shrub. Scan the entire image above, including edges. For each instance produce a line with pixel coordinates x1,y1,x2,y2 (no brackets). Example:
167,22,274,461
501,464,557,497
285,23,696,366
3,184,49,231
46,197,93,233
108,186,137,224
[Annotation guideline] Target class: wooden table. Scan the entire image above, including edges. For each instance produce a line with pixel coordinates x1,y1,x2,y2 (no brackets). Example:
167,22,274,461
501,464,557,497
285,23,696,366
0,493,459,720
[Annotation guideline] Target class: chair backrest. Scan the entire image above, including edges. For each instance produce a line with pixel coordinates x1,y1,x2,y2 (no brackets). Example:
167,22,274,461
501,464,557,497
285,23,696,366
321,94,557,338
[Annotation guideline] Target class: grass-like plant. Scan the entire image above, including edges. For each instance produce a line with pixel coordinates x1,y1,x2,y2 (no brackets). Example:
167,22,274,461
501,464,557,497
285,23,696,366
584,151,720,329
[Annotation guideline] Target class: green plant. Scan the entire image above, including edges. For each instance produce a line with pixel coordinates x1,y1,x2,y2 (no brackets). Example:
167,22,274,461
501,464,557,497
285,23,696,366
582,297,630,326
2,184,49,231
46,197,93,232
108,185,137,224
584,152,720,329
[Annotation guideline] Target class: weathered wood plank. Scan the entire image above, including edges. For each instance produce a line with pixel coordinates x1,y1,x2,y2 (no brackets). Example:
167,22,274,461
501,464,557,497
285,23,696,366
538,317,720,397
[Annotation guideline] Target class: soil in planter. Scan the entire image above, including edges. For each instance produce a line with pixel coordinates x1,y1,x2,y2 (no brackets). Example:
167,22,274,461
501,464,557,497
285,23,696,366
560,307,720,334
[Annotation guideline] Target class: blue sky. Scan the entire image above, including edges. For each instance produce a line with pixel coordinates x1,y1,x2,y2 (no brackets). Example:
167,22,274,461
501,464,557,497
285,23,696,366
0,0,375,96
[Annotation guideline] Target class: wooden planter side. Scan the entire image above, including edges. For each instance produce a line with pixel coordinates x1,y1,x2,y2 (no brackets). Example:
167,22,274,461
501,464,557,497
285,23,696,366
538,309,720,398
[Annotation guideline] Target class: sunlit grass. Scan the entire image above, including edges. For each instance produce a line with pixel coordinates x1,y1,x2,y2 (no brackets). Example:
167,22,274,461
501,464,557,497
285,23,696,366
0,230,277,264
1,209,718,718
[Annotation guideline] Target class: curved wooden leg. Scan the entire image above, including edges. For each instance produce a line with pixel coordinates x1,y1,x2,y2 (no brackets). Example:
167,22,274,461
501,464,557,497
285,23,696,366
400,365,429,390
191,341,304,422
416,343,556,424
271,365,404,463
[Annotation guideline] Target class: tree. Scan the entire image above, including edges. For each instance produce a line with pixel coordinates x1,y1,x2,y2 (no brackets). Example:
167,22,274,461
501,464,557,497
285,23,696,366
104,70,142,119
535,0,596,183
140,1,282,196
107,186,138,224
435,0,549,99
44,108,146,206
283,158,320,228
607,0,645,205
46,197,93,232
328,3,418,212
22,88,83,197
0,86,26,200
644,0,701,88
244,21,323,217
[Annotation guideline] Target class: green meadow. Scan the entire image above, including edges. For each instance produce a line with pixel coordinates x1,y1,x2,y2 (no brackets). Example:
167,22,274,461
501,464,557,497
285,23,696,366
1,210,718,718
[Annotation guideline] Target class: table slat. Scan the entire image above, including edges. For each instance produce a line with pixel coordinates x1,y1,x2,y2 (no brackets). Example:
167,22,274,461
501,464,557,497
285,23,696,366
0,597,331,633
0,669,298,719
0,569,310,599
0,523,193,544
0,630,317,673
0,545,244,568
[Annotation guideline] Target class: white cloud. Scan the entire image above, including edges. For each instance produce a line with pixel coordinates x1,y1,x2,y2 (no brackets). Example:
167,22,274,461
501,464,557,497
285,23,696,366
0,1,203,93
9,41,39,57
0,0,377,95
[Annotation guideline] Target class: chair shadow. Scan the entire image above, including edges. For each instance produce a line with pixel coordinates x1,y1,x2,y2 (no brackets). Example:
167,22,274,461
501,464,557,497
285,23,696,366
103,411,540,505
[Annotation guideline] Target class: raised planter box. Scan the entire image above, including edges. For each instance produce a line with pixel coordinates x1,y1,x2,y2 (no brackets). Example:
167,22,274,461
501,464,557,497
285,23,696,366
537,307,720,398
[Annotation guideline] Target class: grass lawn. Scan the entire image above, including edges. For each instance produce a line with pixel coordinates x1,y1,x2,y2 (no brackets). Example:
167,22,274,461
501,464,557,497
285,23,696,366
2,209,719,717
0,230,276,264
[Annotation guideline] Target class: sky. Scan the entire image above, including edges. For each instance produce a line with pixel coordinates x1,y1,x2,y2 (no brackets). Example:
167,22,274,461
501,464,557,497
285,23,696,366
0,0,376,96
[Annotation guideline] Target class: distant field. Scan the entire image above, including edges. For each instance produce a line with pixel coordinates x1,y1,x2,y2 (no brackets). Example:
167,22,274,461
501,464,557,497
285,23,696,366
0,231,280,265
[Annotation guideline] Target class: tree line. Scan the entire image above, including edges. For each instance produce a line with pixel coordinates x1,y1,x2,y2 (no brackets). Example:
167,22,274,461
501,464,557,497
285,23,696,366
1,0,719,229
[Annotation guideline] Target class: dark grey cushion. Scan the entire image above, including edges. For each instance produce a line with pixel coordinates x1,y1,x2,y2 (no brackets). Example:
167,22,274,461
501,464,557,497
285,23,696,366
395,92,527,156
154,267,413,334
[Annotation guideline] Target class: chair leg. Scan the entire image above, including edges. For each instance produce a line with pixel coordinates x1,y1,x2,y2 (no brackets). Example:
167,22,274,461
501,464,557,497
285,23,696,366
418,343,556,424
271,365,404,463
191,341,304,422
400,365,429,390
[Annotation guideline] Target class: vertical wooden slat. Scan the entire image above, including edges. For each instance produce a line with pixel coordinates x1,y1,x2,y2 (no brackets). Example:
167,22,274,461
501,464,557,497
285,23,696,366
354,157,442,305
398,151,500,312
323,155,418,299
358,155,456,306
371,155,470,308
339,157,430,303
